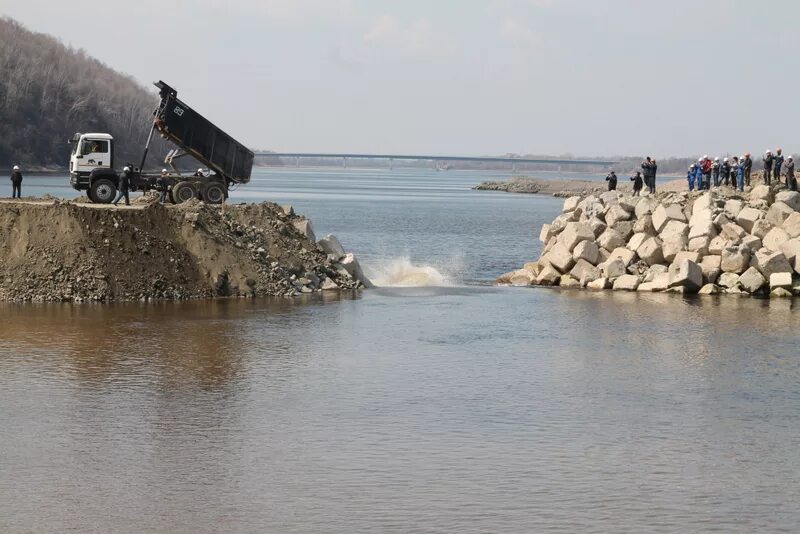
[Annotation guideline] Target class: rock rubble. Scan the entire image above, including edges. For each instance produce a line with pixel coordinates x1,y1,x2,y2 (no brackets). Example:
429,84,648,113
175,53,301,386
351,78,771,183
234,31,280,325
498,185,800,297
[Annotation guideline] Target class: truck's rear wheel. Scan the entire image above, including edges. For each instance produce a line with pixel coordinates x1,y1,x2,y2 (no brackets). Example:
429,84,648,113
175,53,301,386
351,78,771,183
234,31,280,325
203,183,226,204
91,179,117,204
172,181,197,204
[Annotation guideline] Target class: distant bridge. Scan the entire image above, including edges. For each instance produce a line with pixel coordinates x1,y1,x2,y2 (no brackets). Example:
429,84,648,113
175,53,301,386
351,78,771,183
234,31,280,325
254,152,618,170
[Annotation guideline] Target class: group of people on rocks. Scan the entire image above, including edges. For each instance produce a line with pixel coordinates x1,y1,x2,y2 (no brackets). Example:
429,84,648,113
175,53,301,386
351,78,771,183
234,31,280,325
605,156,659,195
686,149,796,192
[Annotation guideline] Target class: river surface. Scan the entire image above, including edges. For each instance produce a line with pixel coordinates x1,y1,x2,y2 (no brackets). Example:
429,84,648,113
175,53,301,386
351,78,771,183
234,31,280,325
2,168,799,533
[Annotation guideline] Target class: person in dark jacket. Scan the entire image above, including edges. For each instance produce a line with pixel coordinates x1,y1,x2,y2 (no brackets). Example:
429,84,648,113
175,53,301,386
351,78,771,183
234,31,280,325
720,158,731,186
649,158,658,194
157,168,170,203
605,171,618,191
738,156,747,192
701,155,712,190
695,158,707,190
641,157,652,190
630,171,643,196
773,148,784,183
10,165,22,198
113,166,132,206
785,156,795,190
762,150,773,185
744,153,753,186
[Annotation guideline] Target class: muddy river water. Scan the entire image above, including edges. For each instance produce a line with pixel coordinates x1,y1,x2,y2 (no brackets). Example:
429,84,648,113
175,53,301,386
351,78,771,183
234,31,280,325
1,168,799,532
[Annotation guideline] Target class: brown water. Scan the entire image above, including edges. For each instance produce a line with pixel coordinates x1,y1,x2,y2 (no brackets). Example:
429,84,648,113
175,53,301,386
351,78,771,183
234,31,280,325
3,169,800,532
1,289,800,533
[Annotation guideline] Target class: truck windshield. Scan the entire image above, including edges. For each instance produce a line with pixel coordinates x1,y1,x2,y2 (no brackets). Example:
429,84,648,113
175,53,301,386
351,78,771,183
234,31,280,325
81,140,108,156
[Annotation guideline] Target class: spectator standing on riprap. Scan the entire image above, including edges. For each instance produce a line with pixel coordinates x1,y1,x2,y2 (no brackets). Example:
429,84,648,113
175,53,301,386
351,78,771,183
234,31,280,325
785,156,796,190
702,156,713,190
738,156,746,192
762,150,773,185
10,165,23,199
649,158,658,194
641,157,652,192
687,164,697,191
605,171,618,191
712,157,720,187
744,153,753,186
720,158,731,187
773,148,784,183
630,171,643,196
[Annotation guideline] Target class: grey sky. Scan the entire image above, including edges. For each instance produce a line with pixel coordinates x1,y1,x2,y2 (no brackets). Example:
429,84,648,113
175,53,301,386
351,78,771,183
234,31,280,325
3,0,798,158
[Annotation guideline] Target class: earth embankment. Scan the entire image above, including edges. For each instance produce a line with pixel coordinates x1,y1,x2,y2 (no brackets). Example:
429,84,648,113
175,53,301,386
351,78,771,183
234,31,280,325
0,197,368,302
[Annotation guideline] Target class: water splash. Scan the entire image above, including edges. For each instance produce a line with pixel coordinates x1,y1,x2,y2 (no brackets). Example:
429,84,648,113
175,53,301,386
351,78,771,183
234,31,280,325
367,257,454,287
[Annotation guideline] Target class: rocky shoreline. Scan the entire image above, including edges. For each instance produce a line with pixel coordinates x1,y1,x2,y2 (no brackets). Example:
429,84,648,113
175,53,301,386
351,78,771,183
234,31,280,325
0,195,371,302
498,181,800,297
475,176,686,198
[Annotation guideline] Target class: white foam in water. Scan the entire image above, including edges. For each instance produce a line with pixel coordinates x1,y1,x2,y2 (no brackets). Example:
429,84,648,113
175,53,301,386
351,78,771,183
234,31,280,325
367,257,453,287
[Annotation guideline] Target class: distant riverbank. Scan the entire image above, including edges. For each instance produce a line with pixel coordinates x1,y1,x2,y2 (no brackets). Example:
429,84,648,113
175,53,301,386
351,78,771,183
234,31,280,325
474,176,686,197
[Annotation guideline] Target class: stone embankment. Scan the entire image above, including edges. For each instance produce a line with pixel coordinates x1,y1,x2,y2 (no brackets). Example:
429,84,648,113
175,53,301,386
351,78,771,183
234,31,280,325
498,184,800,297
0,196,371,302
475,176,686,198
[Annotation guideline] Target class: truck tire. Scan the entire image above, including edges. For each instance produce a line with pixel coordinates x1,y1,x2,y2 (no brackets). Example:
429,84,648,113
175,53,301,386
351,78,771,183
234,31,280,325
202,183,226,204
91,179,117,204
172,181,197,204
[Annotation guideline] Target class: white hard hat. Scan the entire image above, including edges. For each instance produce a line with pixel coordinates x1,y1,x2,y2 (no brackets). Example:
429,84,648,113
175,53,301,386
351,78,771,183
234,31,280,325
698,158,703,162
723,158,729,162
714,157,719,161
703,154,709,159
197,168,203,173
12,165,19,170
123,166,131,172
161,168,168,173
766,149,771,154
689,164,695,169
788,156,793,160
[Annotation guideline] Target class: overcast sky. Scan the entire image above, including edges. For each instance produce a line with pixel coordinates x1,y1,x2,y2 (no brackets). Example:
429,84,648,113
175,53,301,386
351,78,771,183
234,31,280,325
3,0,798,158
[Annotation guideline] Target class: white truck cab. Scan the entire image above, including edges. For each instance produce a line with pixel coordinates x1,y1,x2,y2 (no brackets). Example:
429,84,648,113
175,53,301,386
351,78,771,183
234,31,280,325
69,133,114,177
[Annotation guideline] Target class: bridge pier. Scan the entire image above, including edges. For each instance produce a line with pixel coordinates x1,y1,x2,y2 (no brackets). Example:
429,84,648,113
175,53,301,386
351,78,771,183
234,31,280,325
389,158,393,171
343,157,347,169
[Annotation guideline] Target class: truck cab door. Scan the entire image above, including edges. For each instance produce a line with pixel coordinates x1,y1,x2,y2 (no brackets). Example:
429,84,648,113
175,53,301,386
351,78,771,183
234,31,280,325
76,138,112,173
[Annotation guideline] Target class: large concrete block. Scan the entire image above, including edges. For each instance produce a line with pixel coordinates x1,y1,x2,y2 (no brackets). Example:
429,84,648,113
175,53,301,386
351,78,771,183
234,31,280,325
662,234,688,263
750,219,774,240
602,258,627,279
660,220,689,239
612,274,641,291
740,234,762,252
722,223,747,241
562,196,581,213
724,199,744,218
689,221,717,240
509,269,536,286
736,207,763,233
559,275,580,288
749,184,773,203
627,232,649,253
700,255,722,284
692,193,713,215
292,219,316,242
713,212,732,229
770,272,793,291
633,214,656,236
689,208,713,229
688,235,710,256
766,202,795,228
618,196,638,213
782,212,800,238
558,221,595,252
340,253,372,287
573,239,599,265
718,272,740,288
609,247,637,267
587,277,611,290
634,197,659,219
778,238,800,265
762,227,791,253
673,251,700,265
536,263,562,286
652,203,687,233
668,259,703,293
597,228,625,251
775,190,800,211
539,223,553,243
599,191,620,205
612,220,635,241
638,273,670,292
752,249,793,278
637,236,664,266
738,267,766,293
721,246,751,274
708,235,729,255
317,234,346,258
588,217,607,238
546,242,576,273
570,259,601,283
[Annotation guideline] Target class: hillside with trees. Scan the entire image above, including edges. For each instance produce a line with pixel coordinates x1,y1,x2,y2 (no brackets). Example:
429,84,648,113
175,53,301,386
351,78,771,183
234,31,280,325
0,17,160,170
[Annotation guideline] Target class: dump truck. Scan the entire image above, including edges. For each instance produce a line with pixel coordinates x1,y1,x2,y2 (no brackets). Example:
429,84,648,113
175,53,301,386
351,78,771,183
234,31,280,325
69,80,254,204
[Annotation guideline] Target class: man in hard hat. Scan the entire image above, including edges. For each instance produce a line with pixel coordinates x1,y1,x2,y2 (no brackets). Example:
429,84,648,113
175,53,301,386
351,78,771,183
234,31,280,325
743,153,752,187
193,168,205,177
784,156,795,190
701,155,713,190
113,165,132,206
762,150,773,185
157,169,170,203
10,165,22,199
687,164,696,191
721,157,731,187
712,157,721,187
773,148,784,184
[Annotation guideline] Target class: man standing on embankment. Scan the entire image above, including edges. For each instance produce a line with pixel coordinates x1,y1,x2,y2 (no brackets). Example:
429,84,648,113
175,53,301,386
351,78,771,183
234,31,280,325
10,165,22,198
